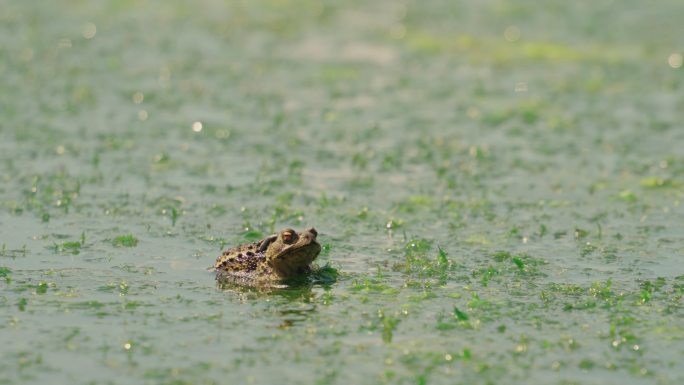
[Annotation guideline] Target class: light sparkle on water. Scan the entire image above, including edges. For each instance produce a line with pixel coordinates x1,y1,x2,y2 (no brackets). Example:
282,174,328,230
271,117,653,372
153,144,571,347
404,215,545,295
132,92,144,104
82,22,97,39
58,38,72,48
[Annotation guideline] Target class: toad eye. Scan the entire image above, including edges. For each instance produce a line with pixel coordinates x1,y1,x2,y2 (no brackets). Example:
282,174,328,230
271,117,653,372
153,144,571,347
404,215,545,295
282,231,294,243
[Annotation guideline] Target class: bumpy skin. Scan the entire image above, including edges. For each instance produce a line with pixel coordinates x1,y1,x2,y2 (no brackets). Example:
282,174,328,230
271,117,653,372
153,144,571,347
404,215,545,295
214,227,321,285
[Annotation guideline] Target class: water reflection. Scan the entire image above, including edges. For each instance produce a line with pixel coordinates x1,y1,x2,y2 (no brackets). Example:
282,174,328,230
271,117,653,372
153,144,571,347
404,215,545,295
215,265,338,294
276,305,317,329
82,22,96,39
216,266,338,326
218,281,320,326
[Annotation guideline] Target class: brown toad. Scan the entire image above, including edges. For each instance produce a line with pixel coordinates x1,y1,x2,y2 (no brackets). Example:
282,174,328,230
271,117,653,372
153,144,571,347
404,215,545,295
214,227,321,286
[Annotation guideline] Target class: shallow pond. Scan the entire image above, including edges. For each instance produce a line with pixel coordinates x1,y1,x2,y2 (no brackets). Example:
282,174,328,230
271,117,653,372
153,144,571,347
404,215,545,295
1,1,683,384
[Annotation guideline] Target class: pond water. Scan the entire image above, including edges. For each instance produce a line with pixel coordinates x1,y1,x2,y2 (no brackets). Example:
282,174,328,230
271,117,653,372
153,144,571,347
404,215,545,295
1,1,683,384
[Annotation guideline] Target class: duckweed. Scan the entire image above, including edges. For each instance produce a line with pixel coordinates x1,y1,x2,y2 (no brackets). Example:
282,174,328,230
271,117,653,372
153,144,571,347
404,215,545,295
112,235,139,248
0,267,11,283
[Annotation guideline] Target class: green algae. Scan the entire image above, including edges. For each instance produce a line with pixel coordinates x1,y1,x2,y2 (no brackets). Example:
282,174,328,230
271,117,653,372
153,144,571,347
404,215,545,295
112,234,139,248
